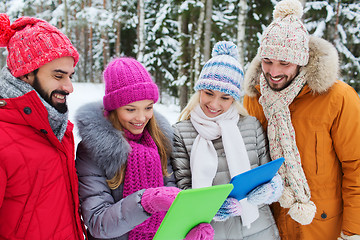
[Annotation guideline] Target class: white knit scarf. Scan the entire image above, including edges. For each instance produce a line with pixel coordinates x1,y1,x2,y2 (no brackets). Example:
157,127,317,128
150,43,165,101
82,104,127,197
190,104,259,227
259,73,316,225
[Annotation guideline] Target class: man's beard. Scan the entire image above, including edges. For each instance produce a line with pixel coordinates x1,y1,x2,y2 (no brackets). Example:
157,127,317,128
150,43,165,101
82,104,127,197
262,72,293,92
32,76,69,114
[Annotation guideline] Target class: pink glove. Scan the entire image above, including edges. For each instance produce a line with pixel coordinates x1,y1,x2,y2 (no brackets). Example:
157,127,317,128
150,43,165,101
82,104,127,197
141,186,181,214
185,223,214,240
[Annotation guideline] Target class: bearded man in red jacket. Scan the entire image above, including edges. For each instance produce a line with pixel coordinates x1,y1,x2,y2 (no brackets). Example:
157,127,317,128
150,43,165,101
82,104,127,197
0,14,85,239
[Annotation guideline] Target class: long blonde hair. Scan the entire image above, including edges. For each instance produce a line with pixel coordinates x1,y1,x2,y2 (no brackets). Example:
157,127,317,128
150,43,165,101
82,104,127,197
106,110,171,190
178,91,249,121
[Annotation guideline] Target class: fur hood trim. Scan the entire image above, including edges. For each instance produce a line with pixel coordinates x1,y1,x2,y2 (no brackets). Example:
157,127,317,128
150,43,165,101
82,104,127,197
75,101,173,178
244,36,340,97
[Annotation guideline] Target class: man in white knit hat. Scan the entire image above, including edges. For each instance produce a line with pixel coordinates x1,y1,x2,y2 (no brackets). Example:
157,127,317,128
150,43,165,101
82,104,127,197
243,0,360,239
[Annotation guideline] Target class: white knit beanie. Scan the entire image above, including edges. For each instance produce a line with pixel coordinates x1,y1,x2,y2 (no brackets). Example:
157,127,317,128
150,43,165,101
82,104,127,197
258,0,309,66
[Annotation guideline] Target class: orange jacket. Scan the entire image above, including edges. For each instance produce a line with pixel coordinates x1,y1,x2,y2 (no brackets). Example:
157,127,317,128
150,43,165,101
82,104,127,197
243,36,360,240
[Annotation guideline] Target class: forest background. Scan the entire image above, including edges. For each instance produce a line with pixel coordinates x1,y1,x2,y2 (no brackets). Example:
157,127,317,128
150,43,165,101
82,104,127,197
1,0,359,109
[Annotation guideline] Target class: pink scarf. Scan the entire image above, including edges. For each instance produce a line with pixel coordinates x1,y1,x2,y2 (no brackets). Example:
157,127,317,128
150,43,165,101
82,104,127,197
122,129,165,240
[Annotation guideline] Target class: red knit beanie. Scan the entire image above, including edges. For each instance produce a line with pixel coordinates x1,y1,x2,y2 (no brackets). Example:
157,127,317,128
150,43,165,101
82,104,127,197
0,13,79,77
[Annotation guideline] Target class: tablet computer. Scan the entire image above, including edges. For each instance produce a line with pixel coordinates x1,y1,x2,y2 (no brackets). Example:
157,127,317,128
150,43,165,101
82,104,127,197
153,184,233,240
229,157,285,200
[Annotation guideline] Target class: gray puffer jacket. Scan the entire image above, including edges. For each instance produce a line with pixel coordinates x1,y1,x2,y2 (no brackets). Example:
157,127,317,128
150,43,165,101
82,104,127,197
171,115,280,240
75,101,175,240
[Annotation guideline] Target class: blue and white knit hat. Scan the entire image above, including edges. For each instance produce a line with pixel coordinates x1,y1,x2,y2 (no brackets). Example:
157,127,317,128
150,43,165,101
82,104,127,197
194,41,244,101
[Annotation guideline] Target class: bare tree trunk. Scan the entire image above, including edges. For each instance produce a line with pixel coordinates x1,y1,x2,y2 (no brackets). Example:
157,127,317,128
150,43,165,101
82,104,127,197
178,14,190,111
115,19,122,56
203,0,213,62
237,0,247,66
57,0,63,29
78,0,87,82
193,0,206,86
102,0,109,71
89,26,94,82
89,0,94,82
334,0,340,40
63,0,69,36
80,26,87,82
137,0,145,62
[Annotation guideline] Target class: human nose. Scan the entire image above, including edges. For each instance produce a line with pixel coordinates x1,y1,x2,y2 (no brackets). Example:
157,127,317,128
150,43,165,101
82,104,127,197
268,65,282,77
135,111,146,122
61,77,74,94
208,97,221,109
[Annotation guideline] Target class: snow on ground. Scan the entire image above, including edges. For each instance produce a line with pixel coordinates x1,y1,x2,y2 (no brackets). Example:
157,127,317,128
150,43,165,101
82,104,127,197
67,82,181,147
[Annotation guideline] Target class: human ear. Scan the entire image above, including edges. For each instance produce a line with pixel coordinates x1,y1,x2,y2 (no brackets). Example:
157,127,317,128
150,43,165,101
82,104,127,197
19,72,35,84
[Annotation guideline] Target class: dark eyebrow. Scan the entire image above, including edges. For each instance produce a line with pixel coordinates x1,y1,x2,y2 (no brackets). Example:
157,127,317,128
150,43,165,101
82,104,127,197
53,69,75,75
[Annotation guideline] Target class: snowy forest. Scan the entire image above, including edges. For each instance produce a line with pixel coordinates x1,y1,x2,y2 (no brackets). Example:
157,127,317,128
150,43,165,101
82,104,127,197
1,0,359,108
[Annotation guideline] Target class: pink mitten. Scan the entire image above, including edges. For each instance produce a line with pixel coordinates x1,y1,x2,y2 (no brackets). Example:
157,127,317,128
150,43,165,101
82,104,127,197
185,223,214,240
141,186,181,214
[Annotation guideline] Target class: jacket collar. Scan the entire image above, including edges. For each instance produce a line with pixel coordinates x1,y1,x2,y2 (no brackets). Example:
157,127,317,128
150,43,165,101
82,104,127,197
0,67,69,141
245,36,340,97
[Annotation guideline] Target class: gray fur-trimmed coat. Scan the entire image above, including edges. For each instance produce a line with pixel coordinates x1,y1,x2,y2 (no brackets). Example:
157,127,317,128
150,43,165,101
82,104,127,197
171,115,280,240
75,101,175,240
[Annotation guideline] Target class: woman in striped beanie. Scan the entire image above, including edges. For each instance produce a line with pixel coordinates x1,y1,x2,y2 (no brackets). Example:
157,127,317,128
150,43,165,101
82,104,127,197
171,41,282,239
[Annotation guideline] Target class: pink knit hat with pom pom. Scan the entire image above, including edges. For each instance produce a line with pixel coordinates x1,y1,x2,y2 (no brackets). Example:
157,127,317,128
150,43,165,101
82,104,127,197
0,13,79,77
103,57,159,114
258,0,309,66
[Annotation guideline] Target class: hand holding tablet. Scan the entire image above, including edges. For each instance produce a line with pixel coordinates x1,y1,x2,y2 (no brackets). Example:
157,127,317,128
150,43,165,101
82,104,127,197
229,157,285,201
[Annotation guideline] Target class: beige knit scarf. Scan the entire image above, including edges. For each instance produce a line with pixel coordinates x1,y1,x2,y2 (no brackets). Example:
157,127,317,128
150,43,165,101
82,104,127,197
259,73,316,225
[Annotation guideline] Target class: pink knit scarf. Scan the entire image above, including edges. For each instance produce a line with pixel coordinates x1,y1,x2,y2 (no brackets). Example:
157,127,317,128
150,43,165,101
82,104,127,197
122,129,165,240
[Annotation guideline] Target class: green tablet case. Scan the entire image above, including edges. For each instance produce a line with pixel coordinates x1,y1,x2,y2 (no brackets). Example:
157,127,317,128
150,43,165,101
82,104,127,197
153,184,234,240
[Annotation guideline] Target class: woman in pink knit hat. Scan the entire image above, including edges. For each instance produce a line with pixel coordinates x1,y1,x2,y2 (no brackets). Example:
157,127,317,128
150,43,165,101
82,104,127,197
75,57,213,240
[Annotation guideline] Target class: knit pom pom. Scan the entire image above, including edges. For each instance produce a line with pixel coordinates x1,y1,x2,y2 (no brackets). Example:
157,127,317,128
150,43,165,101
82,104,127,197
10,17,43,31
288,200,316,225
211,41,239,60
273,0,303,20
0,14,15,47
278,186,295,208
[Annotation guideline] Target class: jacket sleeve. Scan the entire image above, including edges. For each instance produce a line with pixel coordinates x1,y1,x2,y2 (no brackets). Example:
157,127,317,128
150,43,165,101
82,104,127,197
331,86,360,235
75,143,150,239
164,157,177,187
0,166,5,207
170,124,192,190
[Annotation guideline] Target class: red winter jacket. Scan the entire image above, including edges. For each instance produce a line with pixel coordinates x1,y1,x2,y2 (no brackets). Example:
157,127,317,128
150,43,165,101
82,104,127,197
0,91,84,240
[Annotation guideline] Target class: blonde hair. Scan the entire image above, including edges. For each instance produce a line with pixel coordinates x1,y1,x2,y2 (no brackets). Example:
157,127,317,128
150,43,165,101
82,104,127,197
178,91,249,121
106,110,171,190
